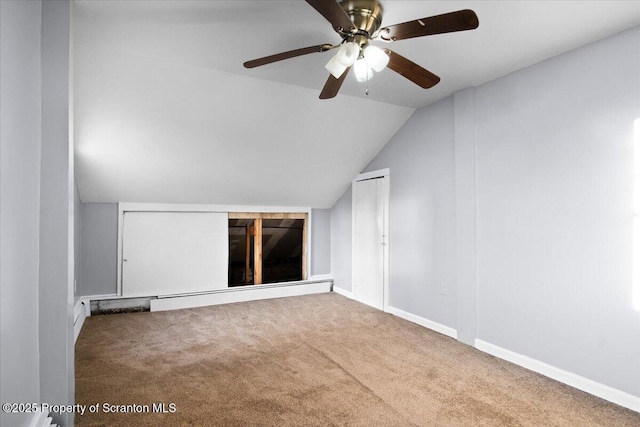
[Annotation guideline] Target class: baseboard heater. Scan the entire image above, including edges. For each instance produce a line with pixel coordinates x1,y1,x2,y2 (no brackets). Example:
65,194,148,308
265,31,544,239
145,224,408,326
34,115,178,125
73,298,90,344
151,279,333,312
78,280,333,317
90,297,153,315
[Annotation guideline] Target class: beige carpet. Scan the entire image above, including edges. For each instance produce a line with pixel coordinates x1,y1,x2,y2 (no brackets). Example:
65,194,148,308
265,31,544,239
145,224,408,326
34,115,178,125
75,293,640,426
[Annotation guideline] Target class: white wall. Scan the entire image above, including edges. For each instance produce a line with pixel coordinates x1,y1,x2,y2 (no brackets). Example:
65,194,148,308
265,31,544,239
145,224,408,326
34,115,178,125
1,2,74,426
72,25,413,208
0,2,43,426
331,25,640,400
38,1,74,425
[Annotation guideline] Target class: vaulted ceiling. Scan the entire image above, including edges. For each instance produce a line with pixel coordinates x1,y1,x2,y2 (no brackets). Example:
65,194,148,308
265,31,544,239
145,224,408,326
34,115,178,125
73,1,640,208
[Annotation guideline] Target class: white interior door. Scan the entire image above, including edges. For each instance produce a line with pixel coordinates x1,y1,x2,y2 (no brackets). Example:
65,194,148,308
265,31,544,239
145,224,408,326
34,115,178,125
353,176,388,310
122,212,228,297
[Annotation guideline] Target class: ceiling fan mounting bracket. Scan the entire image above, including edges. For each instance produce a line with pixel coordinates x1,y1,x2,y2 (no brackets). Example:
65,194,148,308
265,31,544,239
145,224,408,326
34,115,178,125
377,28,395,42
337,32,370,51
338,0,384,38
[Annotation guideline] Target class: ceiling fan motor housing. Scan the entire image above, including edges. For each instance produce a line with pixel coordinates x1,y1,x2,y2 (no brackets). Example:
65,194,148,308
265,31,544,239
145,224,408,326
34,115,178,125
339,0,384,38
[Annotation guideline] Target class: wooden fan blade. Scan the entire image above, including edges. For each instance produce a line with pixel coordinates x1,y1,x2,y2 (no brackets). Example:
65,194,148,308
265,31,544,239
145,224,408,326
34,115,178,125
305,0,356,32
319,67,351,99
244,44,333,68
376,9,478,42
385,50,440,89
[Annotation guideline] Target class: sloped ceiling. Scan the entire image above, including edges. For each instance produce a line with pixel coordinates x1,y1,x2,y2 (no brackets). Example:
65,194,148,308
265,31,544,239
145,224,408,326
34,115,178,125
73,1,640,208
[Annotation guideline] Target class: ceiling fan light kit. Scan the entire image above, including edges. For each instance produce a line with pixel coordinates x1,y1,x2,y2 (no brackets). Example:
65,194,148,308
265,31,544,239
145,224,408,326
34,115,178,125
243,0,479,99
325,54,348,79
336,42,360,66
325,41,359,78
354,58,374,82
326,42,388,81
364,45,389,72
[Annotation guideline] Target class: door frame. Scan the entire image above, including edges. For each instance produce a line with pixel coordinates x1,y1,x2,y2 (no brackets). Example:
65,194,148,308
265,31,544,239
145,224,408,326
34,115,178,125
352,168,390,311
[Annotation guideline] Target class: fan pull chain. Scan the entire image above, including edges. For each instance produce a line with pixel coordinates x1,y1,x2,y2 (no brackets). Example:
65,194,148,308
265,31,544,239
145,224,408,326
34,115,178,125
366,59,369,95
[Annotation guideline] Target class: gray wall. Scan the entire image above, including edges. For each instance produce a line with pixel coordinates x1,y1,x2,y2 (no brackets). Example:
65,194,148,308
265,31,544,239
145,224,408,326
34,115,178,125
310,209,331,276
80,203,118,296
365,97,458,328
38,1,74,425
452,87,478,345
0,2,43,426
74,181,82,297
473,26,640,396
331,26,640,397
330,188,352,292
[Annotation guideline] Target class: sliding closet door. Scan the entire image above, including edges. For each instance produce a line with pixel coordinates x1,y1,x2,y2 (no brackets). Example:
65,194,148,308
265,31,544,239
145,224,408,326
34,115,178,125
122,212,228,297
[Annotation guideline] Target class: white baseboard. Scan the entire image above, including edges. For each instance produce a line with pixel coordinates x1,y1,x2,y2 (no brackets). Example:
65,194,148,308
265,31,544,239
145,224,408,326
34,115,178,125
475,339,640,413
28,411,55,427
73,298,90,344
329,290,457,340
151,280,332,312
81,293,118,299
309,274,333,281
332,286,353,299
386,306,458,339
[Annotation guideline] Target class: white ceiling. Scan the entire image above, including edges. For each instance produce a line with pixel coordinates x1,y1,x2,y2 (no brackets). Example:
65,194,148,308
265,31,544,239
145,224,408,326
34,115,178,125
73,0,640,208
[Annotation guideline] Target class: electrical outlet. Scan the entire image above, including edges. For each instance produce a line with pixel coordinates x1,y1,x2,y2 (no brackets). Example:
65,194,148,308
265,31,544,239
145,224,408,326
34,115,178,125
440,281,447,296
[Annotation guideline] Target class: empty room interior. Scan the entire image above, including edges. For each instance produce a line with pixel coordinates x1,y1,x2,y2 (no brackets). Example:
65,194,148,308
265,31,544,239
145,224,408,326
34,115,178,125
2,0,640,426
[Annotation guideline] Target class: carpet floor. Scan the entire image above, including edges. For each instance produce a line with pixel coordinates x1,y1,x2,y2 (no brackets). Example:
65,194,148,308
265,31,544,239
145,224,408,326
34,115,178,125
75,292,640,426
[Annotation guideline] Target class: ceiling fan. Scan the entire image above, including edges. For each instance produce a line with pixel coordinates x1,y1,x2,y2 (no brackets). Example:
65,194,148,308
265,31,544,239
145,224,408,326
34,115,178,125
243,0,479,99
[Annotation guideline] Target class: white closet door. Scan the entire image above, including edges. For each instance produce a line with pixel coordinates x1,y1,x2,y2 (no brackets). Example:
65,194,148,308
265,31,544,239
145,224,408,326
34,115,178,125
353,176,387,310
122,212,228,297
